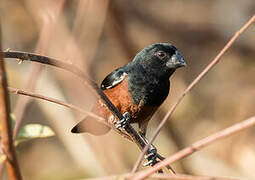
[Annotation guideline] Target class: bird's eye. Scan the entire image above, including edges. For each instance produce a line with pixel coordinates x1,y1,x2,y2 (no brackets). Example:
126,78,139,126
156,51,166,59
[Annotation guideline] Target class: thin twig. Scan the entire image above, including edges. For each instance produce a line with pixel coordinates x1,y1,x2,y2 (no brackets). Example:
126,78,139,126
132,116,255,180
131,14,255,173
82,173,236,180
0,43,22,179
150,173,237,180
8,87,108,127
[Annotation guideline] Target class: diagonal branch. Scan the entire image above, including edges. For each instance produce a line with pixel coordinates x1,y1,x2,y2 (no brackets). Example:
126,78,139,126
3,51,122,118
82,172,236,180
0,43,22,179
132,116,255,180
131,14,255,173
8,87,108,126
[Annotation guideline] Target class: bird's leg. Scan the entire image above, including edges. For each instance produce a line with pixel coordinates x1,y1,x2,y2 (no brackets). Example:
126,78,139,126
111,112,134,142
113,112,154,154
114,113,172,172
138,122,158,167
141,137,158,167
114,112,131,129
139,122,175,173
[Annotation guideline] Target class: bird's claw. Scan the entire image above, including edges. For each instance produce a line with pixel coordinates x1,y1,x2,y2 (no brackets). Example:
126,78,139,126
114,112,131,129
143,160,154,167
143,148,158,167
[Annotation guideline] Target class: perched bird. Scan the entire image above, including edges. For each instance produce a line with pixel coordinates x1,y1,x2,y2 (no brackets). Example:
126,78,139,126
71,43,186,140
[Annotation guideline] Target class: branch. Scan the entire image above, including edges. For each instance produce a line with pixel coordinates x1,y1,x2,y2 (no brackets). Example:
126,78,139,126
3,51,123,118
132,116,255,180
0,44,22,179
150,174,236,180
132,14,255,172
8,87,108,127
82,173,236,180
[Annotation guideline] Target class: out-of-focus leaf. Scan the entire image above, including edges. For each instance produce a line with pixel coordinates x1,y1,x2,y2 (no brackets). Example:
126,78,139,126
17,124,55,141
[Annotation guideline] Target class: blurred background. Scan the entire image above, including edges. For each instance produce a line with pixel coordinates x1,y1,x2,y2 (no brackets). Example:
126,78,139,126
0,0,255,179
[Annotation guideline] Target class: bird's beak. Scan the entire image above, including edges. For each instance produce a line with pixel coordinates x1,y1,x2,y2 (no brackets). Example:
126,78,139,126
166,50,186,69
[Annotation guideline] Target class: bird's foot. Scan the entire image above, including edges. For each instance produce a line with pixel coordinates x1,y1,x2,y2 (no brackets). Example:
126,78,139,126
114,112,131,129
143,147,158,167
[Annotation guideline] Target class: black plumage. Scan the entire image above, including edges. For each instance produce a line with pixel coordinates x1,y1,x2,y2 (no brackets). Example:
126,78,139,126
101,43,185,106
72,43,186,137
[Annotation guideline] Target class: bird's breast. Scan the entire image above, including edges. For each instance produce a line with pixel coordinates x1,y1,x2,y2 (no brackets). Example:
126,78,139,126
128,75,170,106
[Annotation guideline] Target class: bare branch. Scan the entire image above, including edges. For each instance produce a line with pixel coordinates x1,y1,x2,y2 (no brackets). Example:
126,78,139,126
150,174,237,180
82,173,236,180
132,14,255,173
0,41,22,180
2,51,121,118
132,116,255,180
8,87,108,127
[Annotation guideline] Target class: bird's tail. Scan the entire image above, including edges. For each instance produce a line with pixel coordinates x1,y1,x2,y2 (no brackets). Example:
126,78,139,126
71,116,111,135
71,102,111,135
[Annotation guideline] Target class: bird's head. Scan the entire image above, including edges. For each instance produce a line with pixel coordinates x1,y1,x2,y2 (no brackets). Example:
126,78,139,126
131,43,186,78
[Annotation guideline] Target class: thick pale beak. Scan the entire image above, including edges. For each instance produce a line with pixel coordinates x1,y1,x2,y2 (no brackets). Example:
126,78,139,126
166,50,186,69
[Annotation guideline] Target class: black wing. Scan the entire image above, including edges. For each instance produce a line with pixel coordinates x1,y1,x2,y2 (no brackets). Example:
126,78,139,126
101,68,127,90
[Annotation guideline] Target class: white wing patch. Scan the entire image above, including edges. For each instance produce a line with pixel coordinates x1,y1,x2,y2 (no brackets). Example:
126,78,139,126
102,72,127,90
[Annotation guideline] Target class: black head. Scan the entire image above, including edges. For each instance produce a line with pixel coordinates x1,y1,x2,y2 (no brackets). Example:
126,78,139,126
130,43,186,78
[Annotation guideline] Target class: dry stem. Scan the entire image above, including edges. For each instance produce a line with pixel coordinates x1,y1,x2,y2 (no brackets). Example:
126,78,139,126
83,172,236,180
0,45,22,179
8,87,108,126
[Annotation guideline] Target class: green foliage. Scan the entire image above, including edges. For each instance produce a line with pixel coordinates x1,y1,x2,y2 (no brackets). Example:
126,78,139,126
17,124,55,141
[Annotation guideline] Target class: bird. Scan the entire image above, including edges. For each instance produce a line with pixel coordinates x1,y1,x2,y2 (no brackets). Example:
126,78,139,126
71,43,186,141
